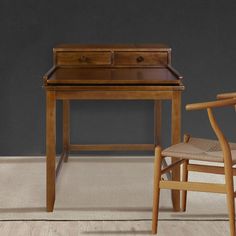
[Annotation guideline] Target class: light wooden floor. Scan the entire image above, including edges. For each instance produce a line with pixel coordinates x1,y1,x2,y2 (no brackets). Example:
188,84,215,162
0,220,229,236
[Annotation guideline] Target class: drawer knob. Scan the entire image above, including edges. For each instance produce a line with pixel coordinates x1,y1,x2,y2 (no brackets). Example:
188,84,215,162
79,56,88,62
136,56,144,63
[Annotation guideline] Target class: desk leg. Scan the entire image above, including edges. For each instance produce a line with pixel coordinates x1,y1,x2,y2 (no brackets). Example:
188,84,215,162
63,100,70,162
154,100,171,180
171,91,181,211
46,91,56,212
154,100,162,146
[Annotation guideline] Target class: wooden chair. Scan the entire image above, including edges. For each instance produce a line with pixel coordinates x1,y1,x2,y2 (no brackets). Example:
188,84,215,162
152,94,236,236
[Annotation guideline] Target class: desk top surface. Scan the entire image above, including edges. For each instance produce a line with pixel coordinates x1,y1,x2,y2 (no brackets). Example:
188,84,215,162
46,66,182,85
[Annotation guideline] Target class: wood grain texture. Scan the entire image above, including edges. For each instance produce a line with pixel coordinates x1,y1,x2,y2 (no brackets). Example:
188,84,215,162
171,91,181,211
161,159,185,175
56,51,111,66
186,98,236,111
45,85,184,91
188,164,236,175
152,101,236,235
53,45,172,68
167,65,184,79
182,134,190,212
182,160,189,212
152,146,162,234
55,91,174,100
114,51,168,65
217,92,236,99
46,91,56,212
154,100,162,146
70,144,154,151
159,181,227,193
54,43,171,51
63,100,70,162
207,108,235,236
46,67,182,85
43,44,184,214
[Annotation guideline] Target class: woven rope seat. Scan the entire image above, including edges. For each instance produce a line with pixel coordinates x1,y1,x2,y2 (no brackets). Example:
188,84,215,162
162,137,236,163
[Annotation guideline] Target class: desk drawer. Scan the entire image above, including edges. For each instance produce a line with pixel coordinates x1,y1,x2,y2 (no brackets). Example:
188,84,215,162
56,52,111,65
114,52,168,66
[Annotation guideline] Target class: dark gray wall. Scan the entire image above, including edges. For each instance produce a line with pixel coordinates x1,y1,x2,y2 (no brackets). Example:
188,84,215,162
1,0,236,155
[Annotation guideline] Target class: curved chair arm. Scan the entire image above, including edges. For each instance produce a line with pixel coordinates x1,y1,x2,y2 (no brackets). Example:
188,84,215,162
186,98,236,111
217,92,236,99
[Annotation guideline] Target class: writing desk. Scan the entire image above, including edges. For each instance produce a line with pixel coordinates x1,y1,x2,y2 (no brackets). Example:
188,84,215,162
43,44,185,212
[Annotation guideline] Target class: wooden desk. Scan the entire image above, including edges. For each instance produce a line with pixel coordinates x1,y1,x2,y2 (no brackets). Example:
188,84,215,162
43,44,185,212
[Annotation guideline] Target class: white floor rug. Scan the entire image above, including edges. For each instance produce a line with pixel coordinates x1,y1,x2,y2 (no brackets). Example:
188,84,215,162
0,156,231,220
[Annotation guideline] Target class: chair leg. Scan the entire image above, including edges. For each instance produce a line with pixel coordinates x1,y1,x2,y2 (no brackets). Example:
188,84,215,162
182,160,189,212
225,168,235,236
152,146,162,235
